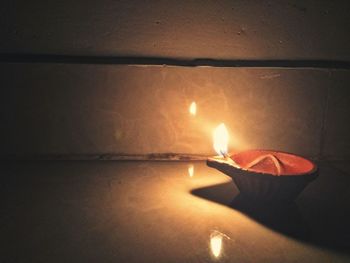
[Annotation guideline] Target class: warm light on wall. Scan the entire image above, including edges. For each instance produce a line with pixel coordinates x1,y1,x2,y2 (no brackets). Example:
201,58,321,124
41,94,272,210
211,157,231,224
189,101,196,116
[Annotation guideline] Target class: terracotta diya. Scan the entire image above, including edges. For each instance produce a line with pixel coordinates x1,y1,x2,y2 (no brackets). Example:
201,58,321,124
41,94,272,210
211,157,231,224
207,124,318,203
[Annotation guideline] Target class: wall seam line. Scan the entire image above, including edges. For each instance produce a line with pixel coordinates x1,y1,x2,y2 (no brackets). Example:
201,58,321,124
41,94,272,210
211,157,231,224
1,53,350,69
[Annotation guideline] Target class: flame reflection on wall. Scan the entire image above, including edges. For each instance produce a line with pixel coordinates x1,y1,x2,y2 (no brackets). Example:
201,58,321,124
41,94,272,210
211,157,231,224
188,164,194,177
189,101,196,116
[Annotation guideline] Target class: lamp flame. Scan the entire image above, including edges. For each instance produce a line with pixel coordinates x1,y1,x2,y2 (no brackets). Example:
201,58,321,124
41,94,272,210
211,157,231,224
189,102,196,116
213,123,229,156
188,165,194,177
210,232,223,258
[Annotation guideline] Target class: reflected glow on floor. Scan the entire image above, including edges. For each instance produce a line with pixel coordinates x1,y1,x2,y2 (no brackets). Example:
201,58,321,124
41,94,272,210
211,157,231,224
210,230,231,259
210,231,223,258
2,161,347,262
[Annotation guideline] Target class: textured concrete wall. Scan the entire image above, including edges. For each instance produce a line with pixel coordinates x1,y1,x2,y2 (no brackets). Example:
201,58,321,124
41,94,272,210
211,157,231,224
1,0,350,160
1,64,348,159
323,73,350,160
1,0,350,60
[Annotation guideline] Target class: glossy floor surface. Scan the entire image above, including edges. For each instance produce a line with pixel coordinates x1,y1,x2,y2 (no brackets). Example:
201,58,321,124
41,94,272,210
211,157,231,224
1,161,350,262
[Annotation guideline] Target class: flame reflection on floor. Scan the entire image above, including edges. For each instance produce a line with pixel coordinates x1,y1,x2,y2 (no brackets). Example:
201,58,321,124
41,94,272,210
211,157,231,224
210,231,223,258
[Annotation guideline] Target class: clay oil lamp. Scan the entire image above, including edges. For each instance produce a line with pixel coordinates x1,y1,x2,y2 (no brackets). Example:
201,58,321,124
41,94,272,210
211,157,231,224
207,124,318,203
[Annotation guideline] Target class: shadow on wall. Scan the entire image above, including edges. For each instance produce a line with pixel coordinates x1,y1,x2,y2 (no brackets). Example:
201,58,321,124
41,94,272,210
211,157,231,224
191,180,350,255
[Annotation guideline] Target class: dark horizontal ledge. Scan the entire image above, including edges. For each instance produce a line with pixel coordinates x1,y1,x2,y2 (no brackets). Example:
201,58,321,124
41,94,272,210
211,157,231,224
1,53,350,69
0,153,208,161
0,153,324,161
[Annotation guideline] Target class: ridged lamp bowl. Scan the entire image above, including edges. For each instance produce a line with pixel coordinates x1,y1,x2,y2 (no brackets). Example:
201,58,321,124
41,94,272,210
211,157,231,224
207,150,318,203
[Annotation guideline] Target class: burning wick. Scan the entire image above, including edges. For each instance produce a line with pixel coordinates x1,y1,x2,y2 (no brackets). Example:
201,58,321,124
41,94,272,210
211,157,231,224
213,123,228,157
211,124,284,175
189,101,196,116
213,123,239,167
